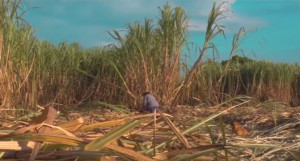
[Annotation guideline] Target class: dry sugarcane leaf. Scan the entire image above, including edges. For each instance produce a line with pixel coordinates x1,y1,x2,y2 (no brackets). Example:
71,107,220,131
129,133,171,143
29,106,57,161
157,108,191,148
80,119,126,131
12,150,106,160
57,117,84,131
0,107,58,161
105,143,155,161
85,133,105,140
17,133,84,146
153,145,226,160
145,101,250,155
153,149,199,160
154,152,214,161
49,117,84,134
125,113,173,120
37,123,77,137
84,120,140,151
101,156,122,161
0,141,35,150
189,134,211,145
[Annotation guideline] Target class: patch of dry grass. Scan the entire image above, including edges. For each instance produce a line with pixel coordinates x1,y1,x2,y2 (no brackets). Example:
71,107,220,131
1,102,299,160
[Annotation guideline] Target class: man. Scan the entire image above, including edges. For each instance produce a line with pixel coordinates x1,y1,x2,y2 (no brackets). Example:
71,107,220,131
142,92,159,113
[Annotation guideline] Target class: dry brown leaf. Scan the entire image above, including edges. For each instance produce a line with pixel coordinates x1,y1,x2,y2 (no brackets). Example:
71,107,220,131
80,119,126,131
29,106,57,161
101,156,121,161
51,117,84,134
157,108,191,148
0,141,35,150
153,148,217,160
126,113,173,120
40,123,76,137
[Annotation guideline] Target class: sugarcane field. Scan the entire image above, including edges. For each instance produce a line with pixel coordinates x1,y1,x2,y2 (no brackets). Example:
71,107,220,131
1,1,300,161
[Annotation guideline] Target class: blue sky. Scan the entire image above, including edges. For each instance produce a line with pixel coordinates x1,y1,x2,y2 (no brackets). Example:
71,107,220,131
23,0,300,64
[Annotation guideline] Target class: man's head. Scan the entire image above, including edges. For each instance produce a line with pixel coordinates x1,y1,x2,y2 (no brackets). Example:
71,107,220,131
142,91,151,96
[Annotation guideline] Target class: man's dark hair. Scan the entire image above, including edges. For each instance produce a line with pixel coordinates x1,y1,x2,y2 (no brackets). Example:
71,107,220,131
142,91,151,96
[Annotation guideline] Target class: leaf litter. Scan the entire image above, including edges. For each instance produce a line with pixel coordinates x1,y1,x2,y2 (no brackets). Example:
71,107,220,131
0,102,300,161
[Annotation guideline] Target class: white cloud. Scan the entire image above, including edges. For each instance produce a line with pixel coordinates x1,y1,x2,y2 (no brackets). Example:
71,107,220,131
184,0,268,34
223,14,268,32
219,0,237,12
25,0,268,47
